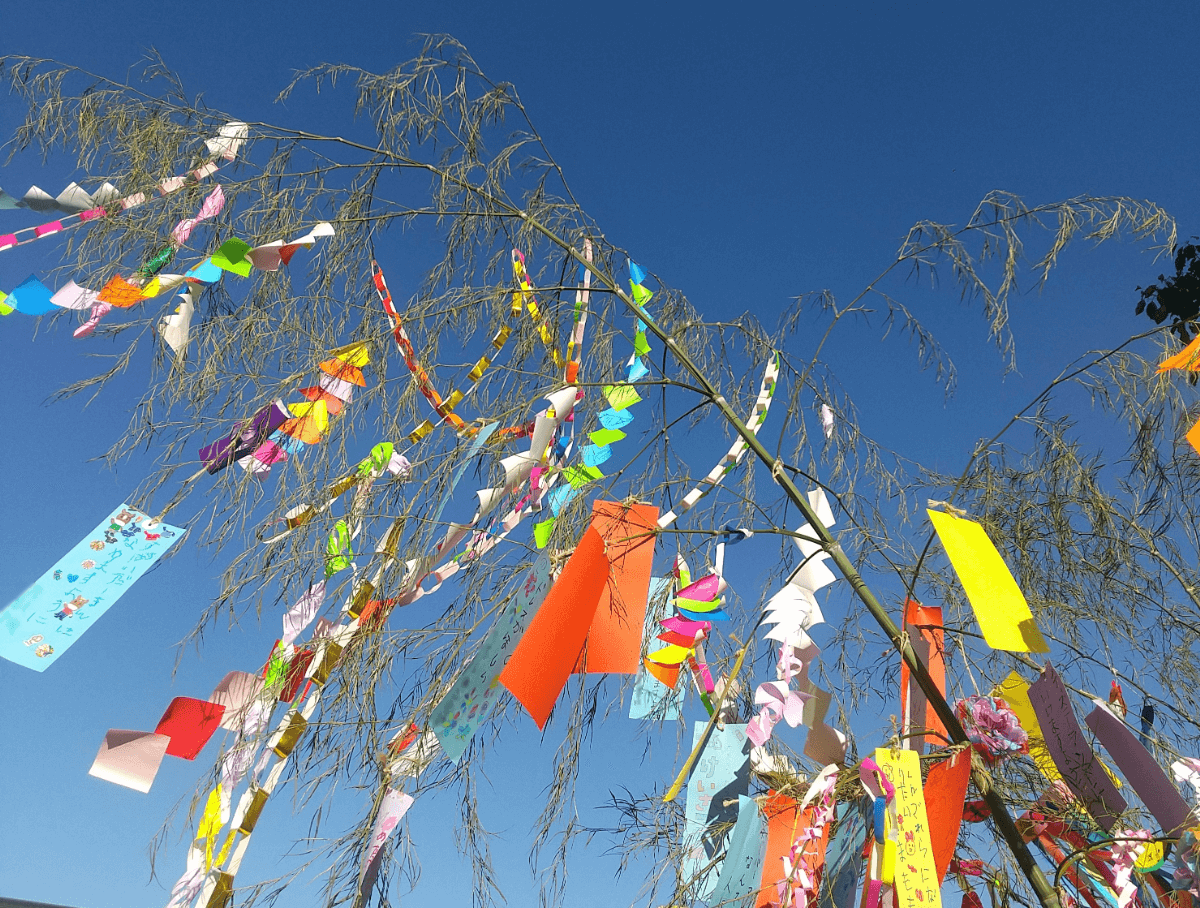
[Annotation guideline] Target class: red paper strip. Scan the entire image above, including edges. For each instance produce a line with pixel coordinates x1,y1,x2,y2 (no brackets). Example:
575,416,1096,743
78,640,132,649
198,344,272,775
900,597,947,751
575,500,659,674
155,697,226,760
924,749,972,881
500,526,609,728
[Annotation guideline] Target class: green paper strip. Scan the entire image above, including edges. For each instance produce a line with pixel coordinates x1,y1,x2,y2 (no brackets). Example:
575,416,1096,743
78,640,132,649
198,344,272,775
676,596,722,613
589,428,627,446
534,518,555,549
0,290,11,316
631,282,653,307
562,465,604,489
634,330,651,356
603,385,642,411
212,238,253,277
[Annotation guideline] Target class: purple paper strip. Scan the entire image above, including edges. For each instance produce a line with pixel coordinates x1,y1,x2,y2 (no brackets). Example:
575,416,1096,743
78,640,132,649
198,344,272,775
199,401,290,474
1027,663,1127,830
1086,700,1189,833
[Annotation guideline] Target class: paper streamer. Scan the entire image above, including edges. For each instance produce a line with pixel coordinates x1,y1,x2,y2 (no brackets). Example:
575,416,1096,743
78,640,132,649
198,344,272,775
430,552,554,762
1086,700,1189,833
1027,663,1127,830
872,748,942,908
500,526,610,728
0,503,183,671
995,671,1064,783
358,788,415,902
927,508,1049,653
156,698,227,760
682,721,752,899
657,351,779,529
710,795,770,908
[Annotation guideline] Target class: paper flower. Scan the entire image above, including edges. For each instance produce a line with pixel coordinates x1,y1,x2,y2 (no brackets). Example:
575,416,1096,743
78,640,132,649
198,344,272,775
955,695,1028,758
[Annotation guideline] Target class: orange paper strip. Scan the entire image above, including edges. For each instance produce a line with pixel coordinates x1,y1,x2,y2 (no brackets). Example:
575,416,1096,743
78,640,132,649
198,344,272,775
575,500,659,674
757,792,828,908
900,598,947,752
644,659,680,688
924,750,972,882
499,526,609,729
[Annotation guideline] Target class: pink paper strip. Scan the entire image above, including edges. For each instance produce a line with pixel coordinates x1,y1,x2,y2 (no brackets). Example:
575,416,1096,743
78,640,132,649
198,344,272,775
34,221,63,237
1086,700,1189,833
0,234,16,250
1028,663,1127,830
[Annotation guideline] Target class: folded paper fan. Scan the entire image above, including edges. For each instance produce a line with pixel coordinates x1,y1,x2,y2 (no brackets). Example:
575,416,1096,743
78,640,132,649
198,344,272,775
280,400,329,445
329,340,371,367
644,659,680,688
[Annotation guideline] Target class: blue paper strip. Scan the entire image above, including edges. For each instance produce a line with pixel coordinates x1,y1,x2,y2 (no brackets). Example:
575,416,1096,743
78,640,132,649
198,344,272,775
682,721,751,900
598,408,635,431
709,795,769,908
629,578,683,720
429,553,553,762
629,259,647,285
820,800,870,908
427,421,499,540
0,503,183,671
626,357,650,382
582,444,612,468
184,258,223,284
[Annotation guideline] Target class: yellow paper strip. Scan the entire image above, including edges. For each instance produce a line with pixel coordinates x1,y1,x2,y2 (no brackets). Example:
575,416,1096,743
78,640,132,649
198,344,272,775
873,748,942,908
926,509,1049,653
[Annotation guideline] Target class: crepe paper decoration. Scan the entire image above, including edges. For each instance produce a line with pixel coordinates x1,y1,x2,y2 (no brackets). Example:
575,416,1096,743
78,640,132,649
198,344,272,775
209,672,267,732
200,402,291,473
604,384,643,410
50,279,99,311
1158,336,1200,372
748,681,811,747
657,352,780,528
185,257,223,283
818,800,870,908
956,695,1028,759
630,579,686,720
282,582,327,646
923,750,972,882
589,427,627,446
1087,700,1190,833
169,184,226,245
318,356,366,387
511,249,564,368
246,222,335,271
500,527,610,728
205,121,249,160
372,260,470,432
711,795,771,908
155,697,227,760
94,273,148,308
5,275,56,315
871,748,942,908
899,598,947,754
926,508,1049,653
358,788,415,902
599,407,635,430
88,730,172,793
0,504,183,671
683,721,752,900
211,237,254,276
261,643,317,703
1028,663,1128,830
425,501,547,708
574,501,660,674
157,286,197,356
72,301,113,338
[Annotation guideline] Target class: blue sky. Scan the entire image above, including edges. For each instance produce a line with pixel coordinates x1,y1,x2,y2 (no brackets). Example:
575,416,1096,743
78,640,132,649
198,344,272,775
3,2,1200,907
